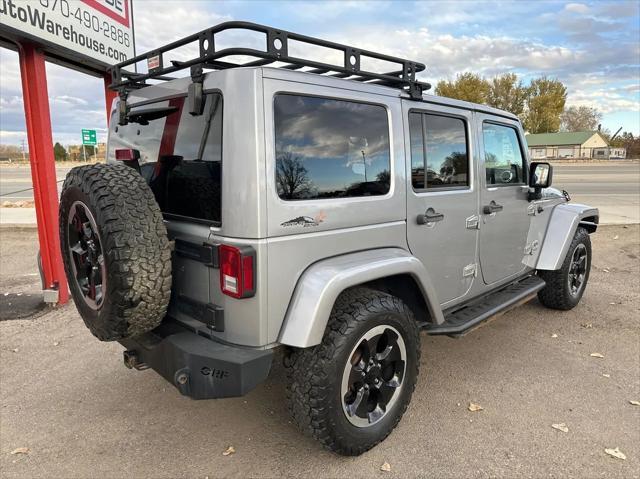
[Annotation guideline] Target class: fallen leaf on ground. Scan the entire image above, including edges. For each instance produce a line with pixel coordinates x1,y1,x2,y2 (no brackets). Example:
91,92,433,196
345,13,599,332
222,446,235,456
551,423,569,433
602,268,610,273
602,373,611,378
380,462,391,472
604,447,626,460
468,402,483,412
590,353,604,358
53,342,59,346
551,333,558,338
10,447,29,455
629,400,640,406
613,235,619,240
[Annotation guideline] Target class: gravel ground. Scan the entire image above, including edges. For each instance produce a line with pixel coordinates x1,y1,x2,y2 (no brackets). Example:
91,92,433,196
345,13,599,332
0,225,639,478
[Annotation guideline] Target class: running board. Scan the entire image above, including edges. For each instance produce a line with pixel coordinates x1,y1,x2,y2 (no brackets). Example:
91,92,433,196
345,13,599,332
425,275,546,337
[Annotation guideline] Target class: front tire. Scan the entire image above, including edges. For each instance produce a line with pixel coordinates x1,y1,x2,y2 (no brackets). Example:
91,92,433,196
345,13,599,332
285,288,420,455
538,227,592,310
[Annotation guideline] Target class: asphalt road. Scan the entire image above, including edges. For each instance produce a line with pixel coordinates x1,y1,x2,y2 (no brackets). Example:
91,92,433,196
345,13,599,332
1,226,639,478
552,162,640,224
0,165,73,201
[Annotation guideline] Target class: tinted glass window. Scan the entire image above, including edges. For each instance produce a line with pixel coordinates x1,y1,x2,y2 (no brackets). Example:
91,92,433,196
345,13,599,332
108,94,223,223
482,123,525,185
409,112,469,189
274,94,391,200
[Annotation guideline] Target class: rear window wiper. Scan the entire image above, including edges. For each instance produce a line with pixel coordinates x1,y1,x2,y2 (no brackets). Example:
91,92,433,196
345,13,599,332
126,106,178,125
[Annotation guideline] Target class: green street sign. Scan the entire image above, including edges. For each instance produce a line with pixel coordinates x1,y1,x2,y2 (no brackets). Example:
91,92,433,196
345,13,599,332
82,129,97,146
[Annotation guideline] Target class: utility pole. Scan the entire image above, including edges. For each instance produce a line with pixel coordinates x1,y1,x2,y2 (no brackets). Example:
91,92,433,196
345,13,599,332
361,150,368,182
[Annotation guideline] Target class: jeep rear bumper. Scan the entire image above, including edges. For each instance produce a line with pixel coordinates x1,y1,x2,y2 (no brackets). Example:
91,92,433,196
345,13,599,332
119,323,273,400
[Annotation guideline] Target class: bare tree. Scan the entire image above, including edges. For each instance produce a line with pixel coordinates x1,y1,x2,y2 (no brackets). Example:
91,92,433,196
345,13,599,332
560,106,603,132
276,152,314,199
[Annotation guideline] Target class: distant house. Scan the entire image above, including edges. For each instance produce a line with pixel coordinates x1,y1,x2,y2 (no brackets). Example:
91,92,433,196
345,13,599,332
525,131,625,160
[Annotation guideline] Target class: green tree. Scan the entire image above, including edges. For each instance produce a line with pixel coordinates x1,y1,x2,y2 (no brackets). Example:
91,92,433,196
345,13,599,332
53,142,67,162
522,77,567,133
487,73,526,117
560,106,602,132
435,72,490,104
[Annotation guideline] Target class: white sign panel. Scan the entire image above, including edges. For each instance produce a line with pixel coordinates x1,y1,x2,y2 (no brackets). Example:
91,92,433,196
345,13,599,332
0,0,135,65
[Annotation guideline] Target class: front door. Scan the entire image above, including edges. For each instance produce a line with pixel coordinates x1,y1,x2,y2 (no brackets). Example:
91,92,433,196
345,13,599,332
476,115,531,285
404,101,479,306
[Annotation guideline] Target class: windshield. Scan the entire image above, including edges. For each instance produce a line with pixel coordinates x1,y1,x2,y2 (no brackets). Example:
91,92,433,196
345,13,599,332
107,93,223,224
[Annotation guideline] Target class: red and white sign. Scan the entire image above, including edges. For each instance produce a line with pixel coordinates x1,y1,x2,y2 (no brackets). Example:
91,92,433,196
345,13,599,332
0,0,135,65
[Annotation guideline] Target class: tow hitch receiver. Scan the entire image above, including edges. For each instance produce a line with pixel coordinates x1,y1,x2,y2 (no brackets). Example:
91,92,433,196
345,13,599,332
123,350,149,370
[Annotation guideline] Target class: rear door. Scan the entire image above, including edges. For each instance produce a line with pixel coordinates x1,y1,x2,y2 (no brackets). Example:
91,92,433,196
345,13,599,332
476,114,531,285
403,101,479,306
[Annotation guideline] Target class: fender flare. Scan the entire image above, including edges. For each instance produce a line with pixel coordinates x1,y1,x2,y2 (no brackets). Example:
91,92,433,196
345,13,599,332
536,202,599,271
277,248,444,348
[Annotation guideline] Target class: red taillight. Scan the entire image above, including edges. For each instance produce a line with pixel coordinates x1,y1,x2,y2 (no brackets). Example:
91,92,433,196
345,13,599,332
115,148,140,161
219,244,255,299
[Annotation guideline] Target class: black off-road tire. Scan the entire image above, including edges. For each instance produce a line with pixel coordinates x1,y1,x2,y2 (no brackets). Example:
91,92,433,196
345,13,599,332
285,287,420,456
538,227,592,310
59,163,172,341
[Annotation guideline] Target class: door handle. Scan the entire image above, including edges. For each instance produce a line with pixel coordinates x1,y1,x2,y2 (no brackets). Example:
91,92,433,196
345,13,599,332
417,207,444,225
483,201,504,215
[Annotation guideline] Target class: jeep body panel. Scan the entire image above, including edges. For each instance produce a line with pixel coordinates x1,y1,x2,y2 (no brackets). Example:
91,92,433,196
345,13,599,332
262,75,406,237
401,99,479,308
536,203,599,270
278,248,444,348
474,113,534,285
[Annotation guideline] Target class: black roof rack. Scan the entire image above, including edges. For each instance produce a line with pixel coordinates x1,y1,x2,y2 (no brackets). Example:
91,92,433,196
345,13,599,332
109,21,431,101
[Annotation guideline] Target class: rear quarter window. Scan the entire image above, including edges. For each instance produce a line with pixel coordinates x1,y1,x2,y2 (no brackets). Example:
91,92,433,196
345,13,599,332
274,94,391,200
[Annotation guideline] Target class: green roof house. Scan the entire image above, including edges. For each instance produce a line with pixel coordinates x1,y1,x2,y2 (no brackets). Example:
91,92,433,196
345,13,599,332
525,131,622,159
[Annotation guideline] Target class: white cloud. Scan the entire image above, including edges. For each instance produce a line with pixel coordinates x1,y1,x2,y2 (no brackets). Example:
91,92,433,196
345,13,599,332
564,3,590,14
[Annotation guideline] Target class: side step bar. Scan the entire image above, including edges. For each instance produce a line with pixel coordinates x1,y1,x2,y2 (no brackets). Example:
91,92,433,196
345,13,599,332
425,275,546,337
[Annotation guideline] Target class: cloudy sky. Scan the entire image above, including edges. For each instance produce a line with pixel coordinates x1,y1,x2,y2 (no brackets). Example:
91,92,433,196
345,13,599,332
0,0,638,147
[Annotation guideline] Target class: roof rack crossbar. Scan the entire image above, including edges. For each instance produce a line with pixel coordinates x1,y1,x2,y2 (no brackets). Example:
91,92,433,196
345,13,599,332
109,21,430,99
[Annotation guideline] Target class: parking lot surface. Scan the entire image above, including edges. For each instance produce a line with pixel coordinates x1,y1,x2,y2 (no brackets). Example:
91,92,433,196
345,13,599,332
1,225,639,478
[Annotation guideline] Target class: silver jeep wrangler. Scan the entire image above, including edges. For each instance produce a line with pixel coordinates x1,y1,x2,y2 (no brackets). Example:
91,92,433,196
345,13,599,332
59,22,598,456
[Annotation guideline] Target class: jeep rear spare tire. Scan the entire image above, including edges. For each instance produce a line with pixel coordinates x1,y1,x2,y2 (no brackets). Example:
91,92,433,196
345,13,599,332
59,163,172,341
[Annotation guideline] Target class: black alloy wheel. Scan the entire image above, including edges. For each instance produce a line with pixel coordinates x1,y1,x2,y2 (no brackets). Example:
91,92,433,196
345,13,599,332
66,200,106,310
341,325,407,427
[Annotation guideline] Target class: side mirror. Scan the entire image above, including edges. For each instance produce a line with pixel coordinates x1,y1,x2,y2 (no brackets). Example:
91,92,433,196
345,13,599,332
528,162,553,201
529,162,553,188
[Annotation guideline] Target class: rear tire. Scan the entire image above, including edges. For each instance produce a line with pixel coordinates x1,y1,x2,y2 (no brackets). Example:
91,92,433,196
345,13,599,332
285,287,420,455
538,227,591,310
59,163,172,341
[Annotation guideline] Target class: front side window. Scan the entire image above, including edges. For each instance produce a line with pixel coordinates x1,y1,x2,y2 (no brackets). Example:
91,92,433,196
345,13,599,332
108,93,223,223
482,123,525,186
409,112,469,190
274,94,391,200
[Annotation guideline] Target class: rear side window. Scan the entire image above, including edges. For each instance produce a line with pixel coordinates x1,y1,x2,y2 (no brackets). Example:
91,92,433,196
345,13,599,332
108,93,223,224
482,122,525,185
274,94,391,200
408,112,469,190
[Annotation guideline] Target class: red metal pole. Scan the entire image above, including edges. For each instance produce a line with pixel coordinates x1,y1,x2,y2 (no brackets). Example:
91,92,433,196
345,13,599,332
103,73,117,126
18,42,69,304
